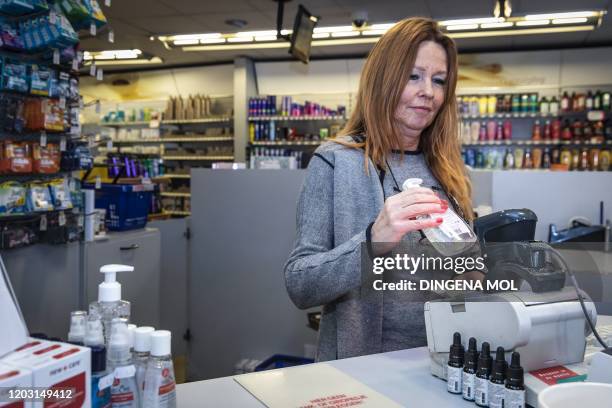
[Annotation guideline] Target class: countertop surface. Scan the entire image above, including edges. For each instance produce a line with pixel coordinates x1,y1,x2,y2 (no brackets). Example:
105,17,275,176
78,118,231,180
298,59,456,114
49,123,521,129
176,347,474,407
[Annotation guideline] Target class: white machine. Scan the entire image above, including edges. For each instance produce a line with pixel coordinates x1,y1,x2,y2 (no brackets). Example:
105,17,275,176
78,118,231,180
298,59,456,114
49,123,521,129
424,287,598,407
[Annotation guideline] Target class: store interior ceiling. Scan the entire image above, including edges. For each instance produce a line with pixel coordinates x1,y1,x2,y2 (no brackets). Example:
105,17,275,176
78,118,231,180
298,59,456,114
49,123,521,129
81,0,612,71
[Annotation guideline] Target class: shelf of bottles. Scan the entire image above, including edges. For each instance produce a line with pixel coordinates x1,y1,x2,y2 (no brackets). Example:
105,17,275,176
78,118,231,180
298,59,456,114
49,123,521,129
247,95,347,169
459,90,611,171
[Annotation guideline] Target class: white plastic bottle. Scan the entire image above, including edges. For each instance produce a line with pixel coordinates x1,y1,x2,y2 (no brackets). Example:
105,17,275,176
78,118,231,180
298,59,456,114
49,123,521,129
133,326,155,404
402,178,477,257
143,330,176,408
89,264,133,344
84,313,105,347
108,319,140,407
68,311,87,345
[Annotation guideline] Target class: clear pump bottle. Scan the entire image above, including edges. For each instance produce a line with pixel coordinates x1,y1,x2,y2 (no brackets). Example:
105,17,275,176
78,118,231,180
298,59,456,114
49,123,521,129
402,178,477,257
133,326,155,403
89,264,133,344
143,330,177,408
108,319,140,408
68,311,87,345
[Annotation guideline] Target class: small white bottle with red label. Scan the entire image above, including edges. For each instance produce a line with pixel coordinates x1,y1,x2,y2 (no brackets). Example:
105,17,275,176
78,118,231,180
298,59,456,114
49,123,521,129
108,319,139,408
142,330,177,408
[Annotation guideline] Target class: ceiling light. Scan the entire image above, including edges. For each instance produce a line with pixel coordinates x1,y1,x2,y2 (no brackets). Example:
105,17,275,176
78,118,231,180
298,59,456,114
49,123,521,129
446,24,480,31
201,38,226,44
525,11,597,20
362,29,388,36
237,30,277,37
227,37,253,43
447,25,594,39
84,49,142,60
173,39,199,45
515,19,550,26
331,31,360,38
480,22,514,28
312,33,330,39
552,17,588,24
87,57,163,66
313,25,354,33
439,17,504,26
370,23,396,30
254,35,278,42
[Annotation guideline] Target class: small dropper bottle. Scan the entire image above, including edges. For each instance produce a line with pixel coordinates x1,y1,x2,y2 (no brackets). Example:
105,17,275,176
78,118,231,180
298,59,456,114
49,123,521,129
488,347,508,408
462,337,479,401
504,352,525,408
474,342,492,407
447,332,464,394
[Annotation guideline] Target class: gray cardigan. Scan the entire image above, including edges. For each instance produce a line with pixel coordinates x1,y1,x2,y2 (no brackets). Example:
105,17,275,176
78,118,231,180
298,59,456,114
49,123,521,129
284,138,437,361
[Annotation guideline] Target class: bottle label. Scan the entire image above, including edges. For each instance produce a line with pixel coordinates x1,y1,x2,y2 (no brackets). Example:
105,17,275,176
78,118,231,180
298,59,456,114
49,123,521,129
474,376,488,406
462,372,475,400
505,388,525,408
111,376,139,407
438,209,474,241
143,362,177,407
92,373,112,408
488,382,505,408
447,366,462,394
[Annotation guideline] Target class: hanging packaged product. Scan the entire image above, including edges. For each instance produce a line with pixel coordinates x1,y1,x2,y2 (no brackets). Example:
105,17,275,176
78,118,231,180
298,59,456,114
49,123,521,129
0,181,27,214
29,64,54,96
2,58,29,93
27,181,54,211
49,177,73,209
25,98,65,131
1,141,33,173
58,0,106,30
32,142,60,173
0,18,25,50
0,0,38,15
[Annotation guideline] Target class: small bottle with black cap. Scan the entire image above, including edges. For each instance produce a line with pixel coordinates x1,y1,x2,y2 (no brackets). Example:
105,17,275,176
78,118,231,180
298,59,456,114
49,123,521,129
462,337,479,401
447,332,465,394
505,352,525,408
474,342,492,407
488,346,508,408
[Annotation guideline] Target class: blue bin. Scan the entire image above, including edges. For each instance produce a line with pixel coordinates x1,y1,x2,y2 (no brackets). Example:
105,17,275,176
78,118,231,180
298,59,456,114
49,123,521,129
84,184,154,231
254,354,314,371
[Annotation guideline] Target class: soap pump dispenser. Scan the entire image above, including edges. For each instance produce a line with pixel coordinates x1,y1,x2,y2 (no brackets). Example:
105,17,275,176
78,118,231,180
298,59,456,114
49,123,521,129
89,264,133,344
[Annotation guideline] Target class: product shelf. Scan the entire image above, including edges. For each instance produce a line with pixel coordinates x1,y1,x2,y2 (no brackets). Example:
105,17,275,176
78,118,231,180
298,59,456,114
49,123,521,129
160,192,190,198
112,136,234,143
249,140,322,146
164,210,191,216
162,117,232,124
156,174,191,179
162,155,234,161
460,110,611,120
248,115,346,121
463,139,611,147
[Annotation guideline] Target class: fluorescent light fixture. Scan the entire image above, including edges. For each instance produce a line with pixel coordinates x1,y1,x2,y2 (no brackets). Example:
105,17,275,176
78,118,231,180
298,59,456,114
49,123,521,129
440,17,503,26
331,31,360,37
480,22,514,28
516,19,550,26
84,49,142,60
254,35,278,42
370,23,396,30
312,33,330,39
314,25,354,33
237,30,277,37
446,24,479,31
552,17,588,24
88,57,163,66
362,29,388,36
525,11,597,20
227,36,253,43
174,39,199,45
201,38,226,44
447,25,594,39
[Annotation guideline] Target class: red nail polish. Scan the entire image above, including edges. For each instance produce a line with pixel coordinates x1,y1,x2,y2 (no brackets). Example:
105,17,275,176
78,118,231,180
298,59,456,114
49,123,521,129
436,217,443,223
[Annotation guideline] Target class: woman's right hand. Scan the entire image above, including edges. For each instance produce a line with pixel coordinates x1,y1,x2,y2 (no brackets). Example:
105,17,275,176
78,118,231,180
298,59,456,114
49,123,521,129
370,186,448,254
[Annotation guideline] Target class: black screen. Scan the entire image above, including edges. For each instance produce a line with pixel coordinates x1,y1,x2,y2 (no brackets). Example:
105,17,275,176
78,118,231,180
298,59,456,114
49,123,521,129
289,5,317,64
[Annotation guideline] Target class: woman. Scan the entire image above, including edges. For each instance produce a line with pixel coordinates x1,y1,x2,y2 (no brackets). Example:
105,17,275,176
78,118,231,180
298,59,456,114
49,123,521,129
284,17,483,362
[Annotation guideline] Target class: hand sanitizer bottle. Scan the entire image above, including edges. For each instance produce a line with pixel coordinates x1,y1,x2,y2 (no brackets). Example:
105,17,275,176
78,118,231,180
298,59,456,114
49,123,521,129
402,178,477,257
133,326,155,402
89,264,133,344
108,319,140,408
143,330,177,408
68,311,87,345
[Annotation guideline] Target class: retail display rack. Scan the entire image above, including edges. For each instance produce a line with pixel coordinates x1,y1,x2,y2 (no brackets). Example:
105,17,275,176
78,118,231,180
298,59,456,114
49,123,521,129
83,95,234,217
0,1,110,250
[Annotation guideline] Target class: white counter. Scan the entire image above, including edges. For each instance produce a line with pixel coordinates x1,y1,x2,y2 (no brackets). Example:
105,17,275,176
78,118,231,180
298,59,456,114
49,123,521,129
176,347,474,407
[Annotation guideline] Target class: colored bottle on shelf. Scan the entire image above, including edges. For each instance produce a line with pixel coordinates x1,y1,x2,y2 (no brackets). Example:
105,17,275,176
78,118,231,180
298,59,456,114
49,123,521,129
600,150,610,171
511,94,520,113
561,120,572,140
514,148,524,169
572,120,583,140
532,148,543,169
580,149,589,171
532,120,541,140
462,337,478,401
570,91,577,111
504,149,514,169
487,95,497,115
470,97,479,116
479,121,487,141
561,91,570,112
529,93,538,113
602,92,611,111
539,97,549,116
520,94,529,113
447,332,464,394
560,149,571,167
586,90,594,110
590,149,600,171
503,94,512,112
542,148,552,169
142,331,177,408
504,352,525,408
471,121,481,142
594,90,602,110
503,120,512,140
552,148,561,164
496,96,504,114
496,121,503,140
523,149,533,169
474,342,492,407
551,119,561,140
571,149,580,170
549,96,559,116
478,95,488,116
486,120,497,140
488,347,507,408
577,93,586,111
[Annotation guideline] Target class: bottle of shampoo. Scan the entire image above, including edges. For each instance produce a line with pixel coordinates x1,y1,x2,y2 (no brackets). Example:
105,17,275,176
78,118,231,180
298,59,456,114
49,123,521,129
402,179,477,257
142,331,177,408
447,332,464,394
474,342,492,407
488,347,507,408
89,264,133,344
133,326,155,403
462,337,478,401
108,319,139,408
